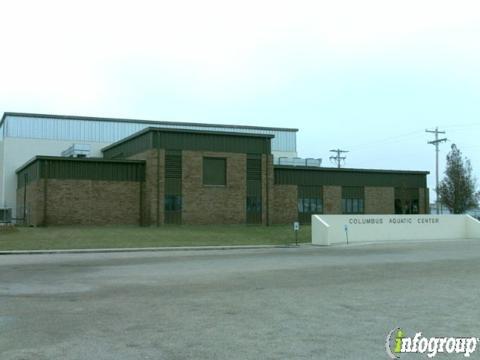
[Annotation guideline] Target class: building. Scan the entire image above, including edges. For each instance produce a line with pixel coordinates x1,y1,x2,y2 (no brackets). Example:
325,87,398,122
1,112,297,221
3,112,429,226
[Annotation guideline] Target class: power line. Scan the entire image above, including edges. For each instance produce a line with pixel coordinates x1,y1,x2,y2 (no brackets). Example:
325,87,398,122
329,149,348,168
426,127,448,214
348,130,424,150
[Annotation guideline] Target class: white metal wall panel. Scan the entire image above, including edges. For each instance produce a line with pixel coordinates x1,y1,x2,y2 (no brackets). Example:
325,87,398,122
3,116,297,153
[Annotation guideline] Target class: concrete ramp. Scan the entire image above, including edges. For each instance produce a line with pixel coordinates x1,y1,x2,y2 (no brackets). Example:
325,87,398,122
312,214,480,246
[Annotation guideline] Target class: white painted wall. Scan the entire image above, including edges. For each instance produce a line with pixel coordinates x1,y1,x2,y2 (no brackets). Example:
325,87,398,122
466,215,480,239
312,214,480,245
1,137,110,216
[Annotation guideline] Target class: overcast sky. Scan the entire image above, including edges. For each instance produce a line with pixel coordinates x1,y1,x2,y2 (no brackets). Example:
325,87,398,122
1,1,479,197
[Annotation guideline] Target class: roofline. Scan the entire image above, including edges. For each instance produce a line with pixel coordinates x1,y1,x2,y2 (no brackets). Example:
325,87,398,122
101,127,274,153
16,156,145,174
1,112,299,133
274,165,430,175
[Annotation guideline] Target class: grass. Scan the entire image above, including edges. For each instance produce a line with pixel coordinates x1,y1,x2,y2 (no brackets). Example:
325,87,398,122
0,224,311,251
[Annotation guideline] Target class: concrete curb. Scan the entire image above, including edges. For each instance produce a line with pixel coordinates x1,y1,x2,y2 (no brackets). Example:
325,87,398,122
0,244,309,255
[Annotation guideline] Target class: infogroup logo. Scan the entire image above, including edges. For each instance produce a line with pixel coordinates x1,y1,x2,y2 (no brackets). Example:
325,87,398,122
385,328,479,358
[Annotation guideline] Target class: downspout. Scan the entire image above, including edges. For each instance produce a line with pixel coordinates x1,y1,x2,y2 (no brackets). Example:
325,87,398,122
139,172,144,226
266,154,270,226
156,146,160,227
43,161,48,226
23,173,27,224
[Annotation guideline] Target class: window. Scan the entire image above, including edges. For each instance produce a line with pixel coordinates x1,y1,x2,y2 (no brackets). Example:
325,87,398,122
298,198,323,214
165,195,182,211
203,157,226,186
297,186,323,224
342,187,364,214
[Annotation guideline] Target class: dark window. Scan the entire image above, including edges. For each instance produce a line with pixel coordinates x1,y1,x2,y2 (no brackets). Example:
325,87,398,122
411,199,419,214
165,195,182,211
395,199,403,214
203,157,226,186
298,198,323,214
394,188,420,214
342,187,364,214
297,186,323,224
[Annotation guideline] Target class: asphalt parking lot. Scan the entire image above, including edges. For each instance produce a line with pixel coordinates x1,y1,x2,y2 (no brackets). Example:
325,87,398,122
1,239,480,359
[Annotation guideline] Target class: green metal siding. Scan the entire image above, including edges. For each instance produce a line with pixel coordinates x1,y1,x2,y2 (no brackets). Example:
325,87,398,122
17,161,41,188
342,186,365,198
103,128,272,159
274,167,427,188
153,131,270,154
17,157,145,188
395,187,420,199
165,150,182,194
103,131,153,159
246,156,262,224
165,150,182,224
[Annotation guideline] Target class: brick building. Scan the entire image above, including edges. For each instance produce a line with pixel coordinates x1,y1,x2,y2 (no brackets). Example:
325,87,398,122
15,125,429,226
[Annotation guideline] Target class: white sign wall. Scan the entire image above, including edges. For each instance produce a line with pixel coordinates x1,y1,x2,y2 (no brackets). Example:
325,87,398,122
312,215,480,246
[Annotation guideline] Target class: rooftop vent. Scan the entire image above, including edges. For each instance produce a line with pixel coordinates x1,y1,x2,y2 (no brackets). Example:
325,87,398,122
61,144,91,158
276,157,322,167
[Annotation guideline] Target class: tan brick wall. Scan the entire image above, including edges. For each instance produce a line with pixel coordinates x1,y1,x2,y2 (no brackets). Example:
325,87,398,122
324,186,342,214
364,186,395,214
16,180,45,226
271,185,298,224
127,149,164,226
182,151,246,224
17,179,141,226
419,187,427,214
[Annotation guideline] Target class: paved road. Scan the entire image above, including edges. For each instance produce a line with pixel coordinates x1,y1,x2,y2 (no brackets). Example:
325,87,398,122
1,240,480,359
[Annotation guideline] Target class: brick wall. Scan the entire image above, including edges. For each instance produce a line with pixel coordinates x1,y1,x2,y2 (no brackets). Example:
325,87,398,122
271,185,298,224
324,186,342,214
182,151,246,224
16,180,45,226
16,179,142,226
419,188,427,214
364,186,395,214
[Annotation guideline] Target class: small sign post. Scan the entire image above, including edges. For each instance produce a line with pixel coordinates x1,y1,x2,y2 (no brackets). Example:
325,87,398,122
293,221,300,246
344,224,349,245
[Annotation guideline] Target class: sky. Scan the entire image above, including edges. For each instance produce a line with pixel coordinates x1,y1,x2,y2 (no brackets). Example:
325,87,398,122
1,0,479,198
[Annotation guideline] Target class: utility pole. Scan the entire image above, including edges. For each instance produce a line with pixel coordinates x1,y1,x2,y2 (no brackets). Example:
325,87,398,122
329,149,348,168
426,127,447,214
